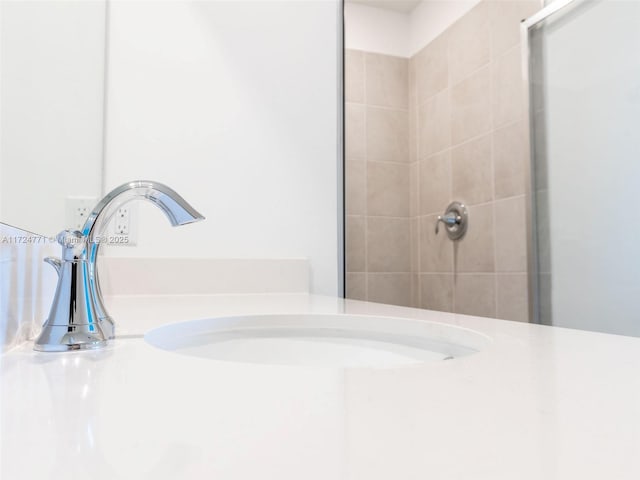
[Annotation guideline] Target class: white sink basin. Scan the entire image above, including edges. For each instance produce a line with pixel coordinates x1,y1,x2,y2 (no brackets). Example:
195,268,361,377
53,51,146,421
144,314,490,368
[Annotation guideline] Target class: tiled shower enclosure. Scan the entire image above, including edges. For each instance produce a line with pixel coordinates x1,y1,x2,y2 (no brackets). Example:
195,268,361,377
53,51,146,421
345,0,540,321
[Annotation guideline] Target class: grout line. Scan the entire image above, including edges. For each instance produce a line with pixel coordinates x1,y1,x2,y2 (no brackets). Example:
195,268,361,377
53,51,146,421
366,159,413,167
493,116,523,134
444,27,456,315
346,98,410,113
354,215,412,220
489,49,500,319
365,272,419,275
493,193,527,204
448,84,456,314
418,115,519,167
414,272,528,276
364,216,412,222
414,193,527,218
417,61,490,111
450,129,493,152
432,128,493,162
364,104,410,113
362,51,369,302
498,42,522,62
414,82,422,309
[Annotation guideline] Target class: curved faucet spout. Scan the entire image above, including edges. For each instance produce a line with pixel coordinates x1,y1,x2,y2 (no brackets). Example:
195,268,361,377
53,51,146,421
34,180,204,352
81,180,205,243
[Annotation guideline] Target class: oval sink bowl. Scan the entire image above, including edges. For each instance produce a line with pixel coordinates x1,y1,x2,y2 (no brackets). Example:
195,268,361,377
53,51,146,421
144,314,490,368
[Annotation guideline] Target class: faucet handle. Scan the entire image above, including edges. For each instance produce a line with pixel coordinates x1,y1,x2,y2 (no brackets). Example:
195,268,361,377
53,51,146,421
44,257,62,277
55,230,85,260
56,230,83,247
435,213,460,235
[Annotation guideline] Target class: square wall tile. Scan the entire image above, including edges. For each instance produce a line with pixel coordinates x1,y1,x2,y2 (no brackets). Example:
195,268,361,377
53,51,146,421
420,273,454,312
408,48,418,162
409,93,418,163
455,203,495,272
494,120,527,199
365,53,408,109
418,89,451,157
496,273,529,322
419,150,451,216
448,2,490,85
410,161,419,217
415,32,449,105
495,196,527,272
451,66,491,145
368,273,412,307
346,215,366,273
492,46,524,128
366,107,409,163
367,162,410,217
420,214,454,273
346,103,365,159
410,217,420,273
411,273,420,308
345,49,365,103
409,55,417,105
454,274,496,318
367,217,411,272
346,273,366,301
452,133,493,205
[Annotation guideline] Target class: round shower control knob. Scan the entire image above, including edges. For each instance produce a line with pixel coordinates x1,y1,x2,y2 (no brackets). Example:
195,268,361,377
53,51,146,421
434,202,468,241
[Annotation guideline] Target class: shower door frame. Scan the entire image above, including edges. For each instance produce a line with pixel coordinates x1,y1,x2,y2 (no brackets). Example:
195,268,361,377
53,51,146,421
520,0,580,324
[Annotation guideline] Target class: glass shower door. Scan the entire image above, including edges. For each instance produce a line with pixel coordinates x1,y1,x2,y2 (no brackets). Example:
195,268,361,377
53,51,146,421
527,0,640,336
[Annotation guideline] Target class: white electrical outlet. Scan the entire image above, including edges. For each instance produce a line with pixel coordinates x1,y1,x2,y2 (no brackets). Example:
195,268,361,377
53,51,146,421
66,197,137,246
109,204,137,246
114,206,130,235
66,197,97,231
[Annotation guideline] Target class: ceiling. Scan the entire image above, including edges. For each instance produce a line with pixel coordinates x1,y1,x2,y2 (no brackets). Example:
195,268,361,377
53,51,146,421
345,0,422,14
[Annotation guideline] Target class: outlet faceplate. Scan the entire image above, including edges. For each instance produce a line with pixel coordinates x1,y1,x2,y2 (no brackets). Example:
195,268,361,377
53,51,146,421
109,204,137,246
65,197,97,231
65,197,137,246
114,206,130,235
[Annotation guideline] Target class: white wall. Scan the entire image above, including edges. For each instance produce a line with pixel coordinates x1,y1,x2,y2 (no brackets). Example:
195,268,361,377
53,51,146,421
0,0,105,235
344,2,410,57
103,0,341,296
345,0,481,57
409,0,481,56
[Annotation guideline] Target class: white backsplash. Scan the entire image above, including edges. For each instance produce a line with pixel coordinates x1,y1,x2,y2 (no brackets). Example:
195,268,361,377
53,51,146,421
98,258,309,296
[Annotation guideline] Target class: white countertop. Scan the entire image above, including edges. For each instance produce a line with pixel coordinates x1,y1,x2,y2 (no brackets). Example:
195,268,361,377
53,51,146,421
3,293,640,479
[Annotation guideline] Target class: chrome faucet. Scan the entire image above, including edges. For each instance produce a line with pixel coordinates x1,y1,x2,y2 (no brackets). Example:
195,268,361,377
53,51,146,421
34,180,204,352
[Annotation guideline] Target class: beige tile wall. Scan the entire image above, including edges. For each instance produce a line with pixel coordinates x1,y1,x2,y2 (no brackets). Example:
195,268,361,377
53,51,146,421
346,0,541,320
345,50,411,306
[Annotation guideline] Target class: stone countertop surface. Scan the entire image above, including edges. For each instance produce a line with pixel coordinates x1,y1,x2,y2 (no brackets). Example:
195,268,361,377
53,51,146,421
2,293,640,479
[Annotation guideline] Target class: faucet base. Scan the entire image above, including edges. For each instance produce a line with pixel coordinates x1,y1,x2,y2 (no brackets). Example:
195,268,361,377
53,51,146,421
34,324,109,352
99,317,115,340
